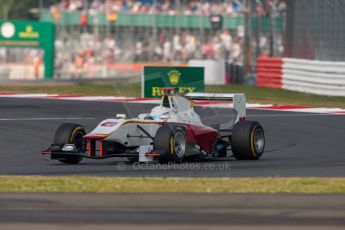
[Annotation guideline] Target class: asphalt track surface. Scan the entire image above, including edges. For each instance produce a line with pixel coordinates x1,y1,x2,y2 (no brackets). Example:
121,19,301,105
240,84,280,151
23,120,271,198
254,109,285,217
0,97,345,177
0,193,344,229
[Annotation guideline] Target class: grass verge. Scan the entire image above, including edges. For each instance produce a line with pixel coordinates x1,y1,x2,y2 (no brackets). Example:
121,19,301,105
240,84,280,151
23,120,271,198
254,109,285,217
0,82,344,108
0,176,344,193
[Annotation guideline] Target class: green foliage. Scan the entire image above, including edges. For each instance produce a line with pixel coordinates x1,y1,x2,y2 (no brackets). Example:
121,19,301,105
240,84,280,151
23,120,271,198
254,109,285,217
0,0,39,20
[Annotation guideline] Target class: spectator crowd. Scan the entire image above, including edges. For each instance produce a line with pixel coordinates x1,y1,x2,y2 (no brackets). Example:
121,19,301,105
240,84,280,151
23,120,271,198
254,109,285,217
55,29,245,67
50,0,286,17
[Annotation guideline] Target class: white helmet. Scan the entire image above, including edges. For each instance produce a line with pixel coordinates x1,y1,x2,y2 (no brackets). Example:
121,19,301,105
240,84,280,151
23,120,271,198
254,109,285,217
150,106,173,120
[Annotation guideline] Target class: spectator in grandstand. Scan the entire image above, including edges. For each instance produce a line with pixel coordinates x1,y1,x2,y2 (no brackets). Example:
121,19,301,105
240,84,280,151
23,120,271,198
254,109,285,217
163,40,172,62
220,30,232,59
229,37,243,64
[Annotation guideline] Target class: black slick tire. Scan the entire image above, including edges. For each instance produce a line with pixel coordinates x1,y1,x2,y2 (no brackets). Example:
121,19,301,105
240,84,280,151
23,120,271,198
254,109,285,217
154,125,186,163
231,121,265,160
54,123,86,164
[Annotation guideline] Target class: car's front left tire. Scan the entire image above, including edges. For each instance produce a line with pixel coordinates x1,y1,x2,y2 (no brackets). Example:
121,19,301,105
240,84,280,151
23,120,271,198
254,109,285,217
154,125,186,163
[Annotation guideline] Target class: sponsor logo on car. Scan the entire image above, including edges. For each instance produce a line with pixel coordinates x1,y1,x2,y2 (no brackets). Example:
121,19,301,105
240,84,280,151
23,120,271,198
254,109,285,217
100,121,118,127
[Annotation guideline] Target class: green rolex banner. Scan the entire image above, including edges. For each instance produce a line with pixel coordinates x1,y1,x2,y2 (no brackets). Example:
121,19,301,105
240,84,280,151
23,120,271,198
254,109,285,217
0,20,55,79
142,66,204,98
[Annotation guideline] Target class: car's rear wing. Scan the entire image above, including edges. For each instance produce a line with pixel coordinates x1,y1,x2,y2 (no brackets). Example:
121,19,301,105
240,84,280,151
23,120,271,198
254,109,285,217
184,92,246,122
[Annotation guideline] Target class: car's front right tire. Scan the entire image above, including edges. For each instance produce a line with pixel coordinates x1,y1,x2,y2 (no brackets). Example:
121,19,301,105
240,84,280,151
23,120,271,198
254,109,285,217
54,123,86,164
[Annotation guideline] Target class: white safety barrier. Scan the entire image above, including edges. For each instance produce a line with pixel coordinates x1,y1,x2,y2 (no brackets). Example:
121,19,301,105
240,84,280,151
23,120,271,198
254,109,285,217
282,58,345,96
0,63,44,80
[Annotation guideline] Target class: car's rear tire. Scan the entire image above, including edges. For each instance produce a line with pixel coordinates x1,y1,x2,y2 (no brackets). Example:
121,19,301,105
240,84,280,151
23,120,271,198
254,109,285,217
54,123,86,164
154,125,186,163
231,121,265,160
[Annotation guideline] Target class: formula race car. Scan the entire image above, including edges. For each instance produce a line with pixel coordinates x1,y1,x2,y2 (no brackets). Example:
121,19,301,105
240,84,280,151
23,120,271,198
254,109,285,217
42,89,265,164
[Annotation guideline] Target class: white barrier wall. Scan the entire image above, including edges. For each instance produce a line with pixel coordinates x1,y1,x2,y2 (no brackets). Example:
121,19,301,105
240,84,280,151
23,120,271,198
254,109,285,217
188,60,225,85
282,58,345,96
0,64,44,80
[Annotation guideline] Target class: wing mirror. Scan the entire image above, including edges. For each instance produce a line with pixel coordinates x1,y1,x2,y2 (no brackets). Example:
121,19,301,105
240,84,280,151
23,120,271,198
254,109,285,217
116,114,126,119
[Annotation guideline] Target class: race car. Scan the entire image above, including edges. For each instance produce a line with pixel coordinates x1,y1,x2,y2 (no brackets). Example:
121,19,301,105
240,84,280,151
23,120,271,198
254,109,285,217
42,89,265,164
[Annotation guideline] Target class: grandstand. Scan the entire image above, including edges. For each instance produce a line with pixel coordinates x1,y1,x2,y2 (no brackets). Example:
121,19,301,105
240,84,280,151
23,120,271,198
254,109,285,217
41,0,284,79
0,0,285,80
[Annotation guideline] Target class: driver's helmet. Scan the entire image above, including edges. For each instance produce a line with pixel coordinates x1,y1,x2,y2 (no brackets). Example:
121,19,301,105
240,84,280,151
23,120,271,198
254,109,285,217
150,106,173,120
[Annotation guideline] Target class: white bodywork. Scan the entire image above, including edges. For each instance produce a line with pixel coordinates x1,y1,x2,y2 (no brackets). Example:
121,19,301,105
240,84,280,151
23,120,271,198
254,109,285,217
86,93,246,148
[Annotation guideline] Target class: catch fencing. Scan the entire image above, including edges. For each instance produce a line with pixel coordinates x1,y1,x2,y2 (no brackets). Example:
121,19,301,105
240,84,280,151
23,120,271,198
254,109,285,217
285,0,345,62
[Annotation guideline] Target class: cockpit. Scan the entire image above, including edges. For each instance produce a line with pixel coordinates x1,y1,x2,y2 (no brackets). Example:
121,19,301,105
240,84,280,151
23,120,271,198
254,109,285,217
149,95,191,120
137,95,195,121
149,95,175,120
